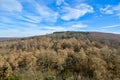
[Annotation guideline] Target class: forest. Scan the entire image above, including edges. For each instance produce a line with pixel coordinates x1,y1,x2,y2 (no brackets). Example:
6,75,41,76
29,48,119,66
0,31,120,80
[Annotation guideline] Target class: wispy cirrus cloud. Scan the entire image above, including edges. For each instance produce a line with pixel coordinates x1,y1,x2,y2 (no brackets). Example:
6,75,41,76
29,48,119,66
100,4,120,17
102,24,120,28
61,3,94,21
21,15,41,23
42,26,65,31
0,0,22,12
27,0,59,23
0,13,40,24
0,1,41,24
56,0,65,5
71,23,87,28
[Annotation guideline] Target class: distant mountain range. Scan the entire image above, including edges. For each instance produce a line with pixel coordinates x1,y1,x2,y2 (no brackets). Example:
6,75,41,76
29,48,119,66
0,37,19,41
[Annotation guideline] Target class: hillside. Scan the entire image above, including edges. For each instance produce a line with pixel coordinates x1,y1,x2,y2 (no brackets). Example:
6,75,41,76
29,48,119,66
0,31,120,80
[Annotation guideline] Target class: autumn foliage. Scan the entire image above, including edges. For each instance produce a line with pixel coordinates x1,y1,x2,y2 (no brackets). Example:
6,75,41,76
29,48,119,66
0,31,120,80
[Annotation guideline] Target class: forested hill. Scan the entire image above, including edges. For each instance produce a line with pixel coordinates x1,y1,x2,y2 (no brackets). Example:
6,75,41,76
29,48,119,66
52,31,120,40
0,31,120,80
48,31,120,48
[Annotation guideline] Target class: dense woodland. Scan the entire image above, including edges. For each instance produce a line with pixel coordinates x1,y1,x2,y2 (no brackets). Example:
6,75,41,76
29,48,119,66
0,31,120,80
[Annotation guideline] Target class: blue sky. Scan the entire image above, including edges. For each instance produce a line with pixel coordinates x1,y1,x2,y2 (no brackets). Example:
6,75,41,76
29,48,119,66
0,0,120,37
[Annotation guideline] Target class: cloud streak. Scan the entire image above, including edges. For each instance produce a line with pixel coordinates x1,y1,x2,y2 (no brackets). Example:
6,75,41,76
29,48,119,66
27,0,59,23
56,0,65,5
71,23,87,28
0,0,23,12
102,24,120,28
100,4,120,17
61,4,94,21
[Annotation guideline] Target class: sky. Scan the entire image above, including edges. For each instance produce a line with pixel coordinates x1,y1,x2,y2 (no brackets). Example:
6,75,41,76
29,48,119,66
0,0,120,37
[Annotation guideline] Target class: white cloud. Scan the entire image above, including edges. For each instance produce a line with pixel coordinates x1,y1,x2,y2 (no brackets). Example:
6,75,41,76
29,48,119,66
22,15,41,23
71,23,87,28
43,26,65,31
100,5,114,14
56,0,65,5
61,4,93,21
100,4,120,16
0,13,41,24
37,6,58,22
28,0,59,22
102,24,120,28
0,0,22,12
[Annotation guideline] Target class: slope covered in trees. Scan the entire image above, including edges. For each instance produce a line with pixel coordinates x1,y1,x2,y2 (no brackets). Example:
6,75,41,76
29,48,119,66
0,31,120,80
